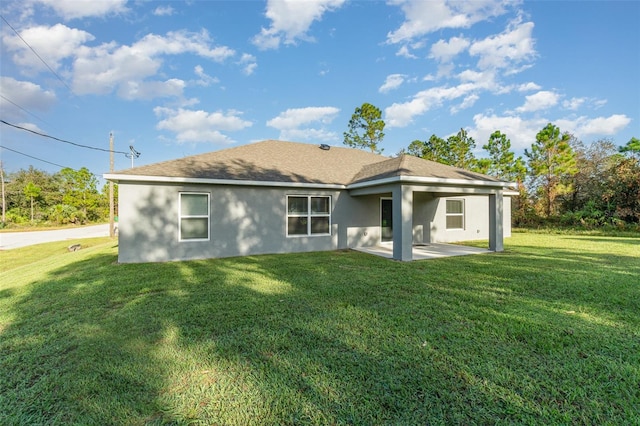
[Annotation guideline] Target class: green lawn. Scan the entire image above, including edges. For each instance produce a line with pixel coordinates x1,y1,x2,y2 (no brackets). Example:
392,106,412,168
1,233,639,425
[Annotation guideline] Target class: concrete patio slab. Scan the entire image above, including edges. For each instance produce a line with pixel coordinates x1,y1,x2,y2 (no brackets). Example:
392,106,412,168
354,242,490,260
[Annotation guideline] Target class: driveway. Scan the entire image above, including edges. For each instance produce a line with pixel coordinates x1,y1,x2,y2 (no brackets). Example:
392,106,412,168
0,224,111,250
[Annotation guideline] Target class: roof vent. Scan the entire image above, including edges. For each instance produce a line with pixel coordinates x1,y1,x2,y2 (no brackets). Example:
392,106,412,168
319,144,331,150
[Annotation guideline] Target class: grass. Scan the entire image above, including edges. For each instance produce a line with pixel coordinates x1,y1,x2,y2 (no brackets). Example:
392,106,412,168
1,233,639,425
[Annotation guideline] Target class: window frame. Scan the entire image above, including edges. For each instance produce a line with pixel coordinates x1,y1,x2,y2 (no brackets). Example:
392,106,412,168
445,198,465,230
178,192,210,242
286,195,331,237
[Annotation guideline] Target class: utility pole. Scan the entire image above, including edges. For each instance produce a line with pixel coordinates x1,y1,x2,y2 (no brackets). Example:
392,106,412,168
0,161,6,225
126,145,140,168
109,132,115,238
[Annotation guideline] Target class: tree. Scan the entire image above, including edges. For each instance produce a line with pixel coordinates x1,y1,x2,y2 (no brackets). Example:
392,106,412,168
407,135,448,162
23,182,41,222
525,123,578,217
474,158,492,175
563,139,618,215
407,130,477,170
5,167,60,221
343,103,385,153
481,131,529,224
57,167,102,222
619,137,640,158
482,131,526,182
446,128,477,170
603,155,640,223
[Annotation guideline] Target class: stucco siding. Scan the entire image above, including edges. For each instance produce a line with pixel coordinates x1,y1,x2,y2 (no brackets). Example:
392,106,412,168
117,182,380,263
428,195,512,243
117,182,512,263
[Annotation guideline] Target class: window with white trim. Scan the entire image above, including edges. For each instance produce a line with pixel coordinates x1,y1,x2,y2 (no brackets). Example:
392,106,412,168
179,192,210,241
445,199,465,230
286,195,331,236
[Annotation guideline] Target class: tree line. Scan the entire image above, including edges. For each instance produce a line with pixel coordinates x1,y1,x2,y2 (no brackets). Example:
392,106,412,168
0,165,115,228
2,104,637,230
344,102,640,229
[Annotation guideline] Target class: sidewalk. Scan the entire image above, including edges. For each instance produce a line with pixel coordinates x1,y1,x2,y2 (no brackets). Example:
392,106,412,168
0,224,111,250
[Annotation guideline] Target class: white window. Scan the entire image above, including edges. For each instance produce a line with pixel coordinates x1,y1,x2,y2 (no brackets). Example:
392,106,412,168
286,195,331,236
446,199,465,230
179,192,210,241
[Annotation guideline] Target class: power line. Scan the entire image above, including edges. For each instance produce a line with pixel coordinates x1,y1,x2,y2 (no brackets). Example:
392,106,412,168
0,119,129,154
0,94,51,127
0,145,71,169
0,14,73,93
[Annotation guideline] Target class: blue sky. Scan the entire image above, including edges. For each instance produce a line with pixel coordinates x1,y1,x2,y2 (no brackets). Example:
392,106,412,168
1,0,638,178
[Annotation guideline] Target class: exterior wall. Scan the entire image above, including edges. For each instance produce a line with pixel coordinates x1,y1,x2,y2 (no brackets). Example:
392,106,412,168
427,195,512,243
117,182,383,263
117,182,513,263
412,192,434,244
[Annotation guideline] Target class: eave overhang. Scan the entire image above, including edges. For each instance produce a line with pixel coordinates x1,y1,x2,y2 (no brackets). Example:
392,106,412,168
104,173,517,192
103,173,345,190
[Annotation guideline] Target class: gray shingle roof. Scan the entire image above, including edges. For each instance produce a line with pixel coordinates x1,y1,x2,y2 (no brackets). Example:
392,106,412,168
111,140,504,186
351,154,502,184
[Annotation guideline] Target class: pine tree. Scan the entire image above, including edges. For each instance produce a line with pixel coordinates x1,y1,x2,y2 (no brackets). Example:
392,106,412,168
483,130,526,182
446,128,477,170
525,123,578,217
343,103,385,154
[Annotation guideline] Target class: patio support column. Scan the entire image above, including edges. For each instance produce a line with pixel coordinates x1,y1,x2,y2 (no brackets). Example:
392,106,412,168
392,185,413,261
489,190,504,252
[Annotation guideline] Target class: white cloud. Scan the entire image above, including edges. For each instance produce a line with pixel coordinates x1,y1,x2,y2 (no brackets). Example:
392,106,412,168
267,106,340,141
450,94,479,114
385,82,482,127
193,65,219,87
72,30,235,98
471,113,631,153
515,90,559,113
154,107,252,144
278,128,338,142
131,30,235,61
33,0,128,19
153,5,175,16
556,114,631,138
517,82,541,92
238,53,257,75
396,40,426,58
252,0,346,50
429,36,470,62
0,77,56,120
267,106,339,129
469,20,536,72
387,0,512,44
396,45,417,59
2,23,94,72
472,113,547,151
429,36,471,77
562,96,608,111
379,74,406,93
593,99,608,109
118,79,185,100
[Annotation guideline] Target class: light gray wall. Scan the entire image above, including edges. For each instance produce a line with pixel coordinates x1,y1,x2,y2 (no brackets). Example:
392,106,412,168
117,182,382,263
427,195,512,243
117,182,512,263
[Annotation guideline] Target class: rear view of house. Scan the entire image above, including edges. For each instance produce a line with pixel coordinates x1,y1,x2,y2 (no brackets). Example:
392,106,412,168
105,140,514,263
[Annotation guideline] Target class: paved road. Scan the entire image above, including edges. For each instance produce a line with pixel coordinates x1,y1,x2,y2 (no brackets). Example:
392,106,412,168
0,224,111,250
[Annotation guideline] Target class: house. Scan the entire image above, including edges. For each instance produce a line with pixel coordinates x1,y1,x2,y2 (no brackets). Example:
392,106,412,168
104,140,514,263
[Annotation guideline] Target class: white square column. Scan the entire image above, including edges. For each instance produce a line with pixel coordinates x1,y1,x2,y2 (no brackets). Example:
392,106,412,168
489,191,504,252
392,185,413,261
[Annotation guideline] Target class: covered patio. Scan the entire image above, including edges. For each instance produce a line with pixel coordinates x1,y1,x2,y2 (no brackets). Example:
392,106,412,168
354,242,490,261
345,153,514,262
